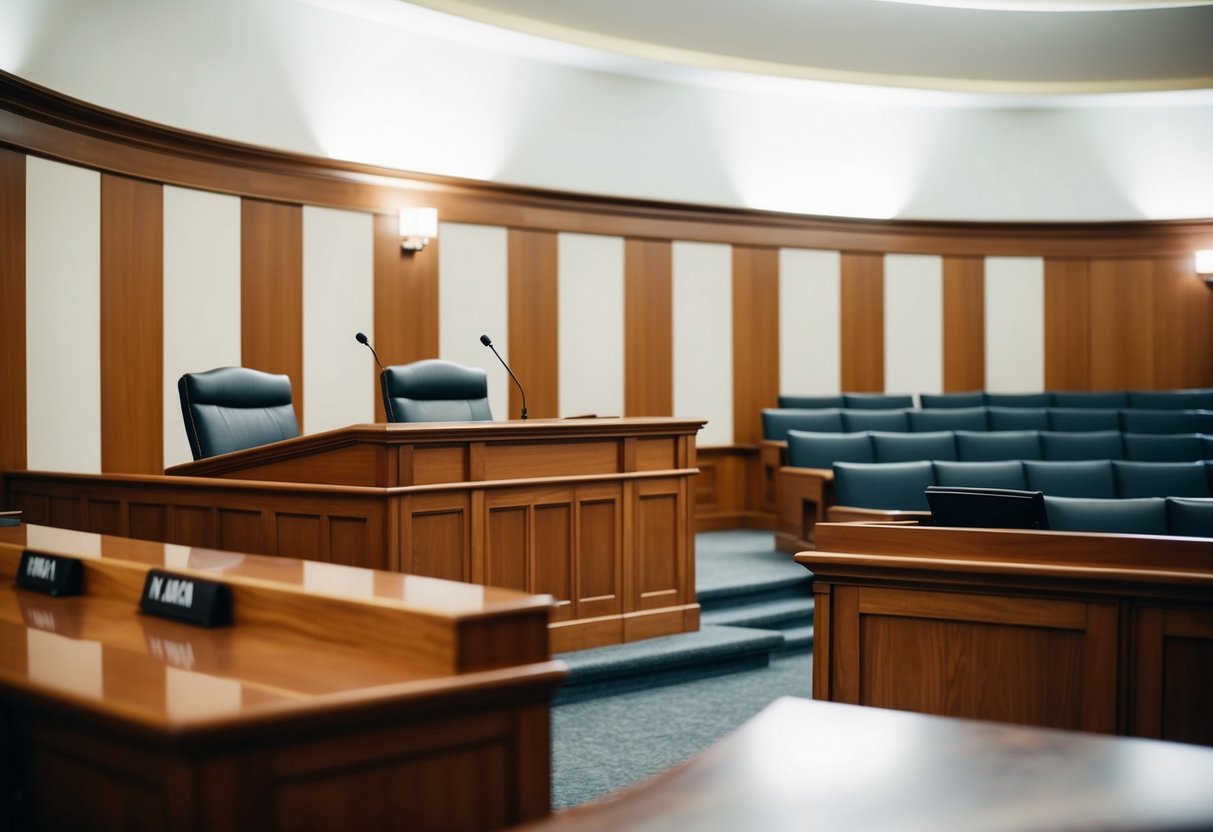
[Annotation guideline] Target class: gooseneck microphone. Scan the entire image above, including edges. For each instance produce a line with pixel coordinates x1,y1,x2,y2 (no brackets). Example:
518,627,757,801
355,331,385,371
480,334,527,420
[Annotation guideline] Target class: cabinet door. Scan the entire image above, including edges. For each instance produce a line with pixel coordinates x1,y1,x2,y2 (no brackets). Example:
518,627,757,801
1133,606,1213,746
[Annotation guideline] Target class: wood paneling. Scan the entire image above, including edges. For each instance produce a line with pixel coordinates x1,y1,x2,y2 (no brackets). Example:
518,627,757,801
732,246,779,446
624,239,672,417
0,147,25,492
942,255,984,392
1152,255,1213,389
1044,258,1092,390
508,229,558,420
241,199,303,428
840,253,884,392
100,174,163,474
1090,257,1155,390
372,212,438,422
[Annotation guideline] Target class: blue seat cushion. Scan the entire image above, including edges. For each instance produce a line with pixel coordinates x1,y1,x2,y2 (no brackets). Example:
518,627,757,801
1023,460,1116,498
841,409,911,432
1040,430,1124,461
933,461,1027,490
919,392,986,409
832,461,935,511
955,430,1042,462
787,430,873,469
871,431,958,463
1044,496,1168,535
1166,497,1213,538
908,407,988,432
778,394,845,409
762,408,844,441
1048,408,1120,432
1113,461,1211,498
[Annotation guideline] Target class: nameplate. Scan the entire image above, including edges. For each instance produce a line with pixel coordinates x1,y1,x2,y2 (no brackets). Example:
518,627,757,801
139,570,232,628
16,550,83,597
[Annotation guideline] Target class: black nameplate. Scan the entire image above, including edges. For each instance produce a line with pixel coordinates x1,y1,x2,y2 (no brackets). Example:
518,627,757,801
139,569,231,628
16,550,83,597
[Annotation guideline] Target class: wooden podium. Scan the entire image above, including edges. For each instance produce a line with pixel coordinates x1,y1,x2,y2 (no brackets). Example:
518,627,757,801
6,418,705,651
0,522,564,830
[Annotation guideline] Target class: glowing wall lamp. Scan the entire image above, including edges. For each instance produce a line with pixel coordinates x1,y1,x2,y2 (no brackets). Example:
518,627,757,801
1197,249,1213,287
400,207,438,253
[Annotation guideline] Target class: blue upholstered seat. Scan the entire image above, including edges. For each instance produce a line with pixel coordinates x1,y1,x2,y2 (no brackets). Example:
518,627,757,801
986,392,1053,408
1044,496,1168,535
1123,433,1207,462
932,460,1027,490
871,431,957,463
1128,389,1213,411
1023,460,1116,498
955,430,1042,462
762,408,844,441
786,430,873,469
1051,391,1129,409
178,366,300,461
1166,497,1213,538
988,407,1050,431
1112,461,1211,498
1121,409,1213,435
919,392,986,409
380,360,492,423
843,393,915,410
832,461,935,511
778,394,845,410
1040,430,1124,461
1048,408,1120,432
908,407,988,432
841,409,911,432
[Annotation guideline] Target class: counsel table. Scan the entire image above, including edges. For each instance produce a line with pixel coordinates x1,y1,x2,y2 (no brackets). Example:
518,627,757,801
0,523,565,831
522,696,1213,832
6,417,705,651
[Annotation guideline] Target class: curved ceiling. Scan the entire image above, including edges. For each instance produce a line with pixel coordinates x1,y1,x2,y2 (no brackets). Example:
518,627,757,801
401,0,1213,94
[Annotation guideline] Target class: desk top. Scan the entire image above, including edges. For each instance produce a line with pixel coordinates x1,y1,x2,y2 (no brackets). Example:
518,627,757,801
0,524,563,742
528,697,1213,832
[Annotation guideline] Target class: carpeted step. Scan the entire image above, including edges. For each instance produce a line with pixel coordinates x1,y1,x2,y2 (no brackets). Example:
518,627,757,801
701,596,814,631
553,625,784,705
696,572,811,606
779,623,814,653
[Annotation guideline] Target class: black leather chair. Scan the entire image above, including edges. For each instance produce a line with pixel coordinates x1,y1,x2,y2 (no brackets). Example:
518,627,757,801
178,367,300,460
380,359,492,423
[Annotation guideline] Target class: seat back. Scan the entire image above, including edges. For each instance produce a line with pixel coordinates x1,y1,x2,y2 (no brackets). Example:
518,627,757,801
986,392,1053,408
908,407,988,433
1120,409,1213,435
932,461,1027,490
178,367,300,461
1044,496,1168,535
1166,497,1213,538
1051,391,1128,409
918,392,985,409
380,360,492,423
1128,389,1213,410
786,431,873,469
1039,430,1124,461
832,461,935,511
762,408,844,441
1023,460,1116,498
841,408,911,432
988,407,1049,431
777,394,845,410
955,430,1042,462
871,431,957,463
1113,461,1211,499
1048,408,1120,432
1123,433,1206,462
842,393,915,410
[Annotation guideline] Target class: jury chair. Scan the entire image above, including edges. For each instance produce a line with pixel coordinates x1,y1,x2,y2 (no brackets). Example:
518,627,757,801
178,366,300,460
380,359,493,423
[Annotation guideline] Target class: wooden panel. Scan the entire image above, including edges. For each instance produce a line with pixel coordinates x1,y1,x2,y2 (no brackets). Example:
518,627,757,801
1089,257,1155,390
1044,258,1091,390
1152,255,1213,389
87,499,120,536
241,199,303,428
0,147,25,490
411,445,468,485
330,516,374,570
1133,606,1213,746
635,487,678,605
942,255,984,392
277,513,322,560
624,239,672,417
534,502,573,621
577,487,622,617
100,174,163,475
840,253,884,392
373,212,439,423
218,508,264,553
487,506,529,592
732,246,779,446
404,494,469,581
484,440,617,481
508,228,558,420
169,505,213,547
128,503,166,542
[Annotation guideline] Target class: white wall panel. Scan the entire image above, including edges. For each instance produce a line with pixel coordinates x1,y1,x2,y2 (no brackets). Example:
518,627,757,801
558,233,624,417
303,205,374,434
25,157,100,473
985,256,1045,392
437,223,510,421
884,254,944,396
162,186,241,467
672,241,733,446
779,248,841,396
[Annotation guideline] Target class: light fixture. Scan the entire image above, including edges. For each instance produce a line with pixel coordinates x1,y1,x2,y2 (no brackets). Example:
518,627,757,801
1197,249,1213,287
399,207,438,253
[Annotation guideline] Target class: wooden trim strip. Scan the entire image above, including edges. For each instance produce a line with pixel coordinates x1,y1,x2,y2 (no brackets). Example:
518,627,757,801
942,255,984,392
508,229,558,419
840,253,884,392
0,147,26,489
624,239,672,417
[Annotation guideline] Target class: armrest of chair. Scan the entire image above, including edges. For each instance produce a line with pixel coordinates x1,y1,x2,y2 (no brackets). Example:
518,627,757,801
775,466,834,552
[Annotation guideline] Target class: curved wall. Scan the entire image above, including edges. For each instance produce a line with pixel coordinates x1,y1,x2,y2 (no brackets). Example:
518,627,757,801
3,0,1213,222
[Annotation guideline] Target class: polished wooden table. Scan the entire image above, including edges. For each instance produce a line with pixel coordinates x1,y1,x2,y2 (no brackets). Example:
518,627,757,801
798,522,1213,746
0,523,565,831
522,696,1213,831
6,417,705,651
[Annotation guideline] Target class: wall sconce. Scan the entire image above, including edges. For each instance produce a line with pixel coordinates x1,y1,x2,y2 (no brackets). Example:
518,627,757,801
400,207,438,253
1197,249,1213,287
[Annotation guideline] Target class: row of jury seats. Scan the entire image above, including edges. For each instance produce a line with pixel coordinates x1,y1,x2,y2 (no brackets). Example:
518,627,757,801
778,389,1213,411
178,360,490,461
